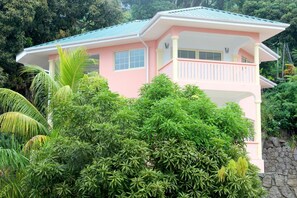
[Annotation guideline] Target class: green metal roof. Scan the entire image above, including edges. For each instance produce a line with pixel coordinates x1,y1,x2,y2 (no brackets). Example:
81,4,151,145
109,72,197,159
163,6,286,25
28,20,149,49
27,7,287,50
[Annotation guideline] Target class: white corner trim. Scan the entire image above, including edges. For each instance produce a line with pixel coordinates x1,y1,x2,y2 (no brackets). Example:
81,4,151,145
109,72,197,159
16,51,27,62
260,75,277,87
260,43,280,59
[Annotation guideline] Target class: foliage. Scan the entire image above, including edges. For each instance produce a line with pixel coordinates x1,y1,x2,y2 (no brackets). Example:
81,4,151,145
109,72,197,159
0,135,28,198
0,47,94,138
21,74,265,197
121,0,239,19
0,67,7,87
0,0,123,95
288,135,297,149
262,80,297,136
0,47,95,196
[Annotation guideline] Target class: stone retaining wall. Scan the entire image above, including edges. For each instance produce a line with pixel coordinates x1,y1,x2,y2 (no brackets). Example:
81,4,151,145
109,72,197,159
261,137,297,198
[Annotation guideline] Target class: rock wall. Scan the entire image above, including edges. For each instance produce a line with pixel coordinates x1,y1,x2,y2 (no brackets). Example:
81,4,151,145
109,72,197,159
261,137,297,198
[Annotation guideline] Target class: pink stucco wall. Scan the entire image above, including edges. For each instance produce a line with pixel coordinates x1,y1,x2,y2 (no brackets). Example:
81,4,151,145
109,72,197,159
239,96,256,121
238,49,254,63
87,41,158,98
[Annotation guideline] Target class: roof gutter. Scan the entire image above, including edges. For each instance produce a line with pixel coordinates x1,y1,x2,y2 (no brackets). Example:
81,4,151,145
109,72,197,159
17,34,140,60
138,33,149,83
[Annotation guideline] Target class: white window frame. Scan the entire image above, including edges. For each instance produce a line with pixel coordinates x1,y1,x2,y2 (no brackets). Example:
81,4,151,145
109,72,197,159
114,48,145,71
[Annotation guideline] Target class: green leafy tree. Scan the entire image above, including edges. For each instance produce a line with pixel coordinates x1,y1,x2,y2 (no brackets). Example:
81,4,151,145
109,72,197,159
0,47,93,138
0,0,36,96
0,47,94,197
27,0,124,44
0,0,123,97
0,67,7,87
21,74,265,197
262,80,297,136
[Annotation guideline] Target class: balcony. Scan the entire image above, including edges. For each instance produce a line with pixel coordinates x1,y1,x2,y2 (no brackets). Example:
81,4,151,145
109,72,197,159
159,58,256,85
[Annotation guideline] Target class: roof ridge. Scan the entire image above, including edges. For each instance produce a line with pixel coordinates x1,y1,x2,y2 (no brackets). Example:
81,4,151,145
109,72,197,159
163,6,283,25
163,6,203,14
202,6,281,24
30,19,150,48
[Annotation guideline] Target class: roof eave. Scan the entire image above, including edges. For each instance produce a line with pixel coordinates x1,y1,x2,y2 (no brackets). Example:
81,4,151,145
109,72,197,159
260,75,277,88
20,34,140,54
260,43,280,60
140,14,289,37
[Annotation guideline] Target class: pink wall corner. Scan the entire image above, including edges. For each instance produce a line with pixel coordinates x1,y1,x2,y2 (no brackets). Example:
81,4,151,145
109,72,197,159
49,54,58,60
239,96,256,121
148,40,158,81
238,49,254,63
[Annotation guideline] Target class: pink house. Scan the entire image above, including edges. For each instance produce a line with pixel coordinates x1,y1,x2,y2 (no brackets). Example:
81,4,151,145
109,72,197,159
17,7,289,172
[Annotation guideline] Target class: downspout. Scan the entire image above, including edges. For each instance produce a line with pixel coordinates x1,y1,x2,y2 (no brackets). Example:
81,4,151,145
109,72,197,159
138,33,149,83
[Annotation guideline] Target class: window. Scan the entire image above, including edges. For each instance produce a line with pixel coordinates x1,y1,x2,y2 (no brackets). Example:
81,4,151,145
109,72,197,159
115,49,145,70
178,49,222,61
85,54,99,73
241,56,251,63
199,51,221,61
178,50,196,59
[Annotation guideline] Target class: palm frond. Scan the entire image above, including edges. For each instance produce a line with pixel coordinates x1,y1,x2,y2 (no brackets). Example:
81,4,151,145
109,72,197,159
0,170,24,198
0,88,48,127
30,70,60,113
23,135,48,153
57,46,93,90
52,85,73,104
0,112,48,138
0,148,28,170
20,64,45,77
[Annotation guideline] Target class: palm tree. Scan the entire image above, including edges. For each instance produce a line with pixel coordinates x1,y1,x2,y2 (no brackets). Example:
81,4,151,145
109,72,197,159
0,46,94,138
0,46,95,197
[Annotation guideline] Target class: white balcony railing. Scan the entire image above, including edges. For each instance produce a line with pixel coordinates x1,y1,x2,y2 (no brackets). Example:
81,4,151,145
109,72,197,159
159,58,256,84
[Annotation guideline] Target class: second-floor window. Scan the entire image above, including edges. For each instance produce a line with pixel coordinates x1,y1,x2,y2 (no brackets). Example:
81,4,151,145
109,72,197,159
178,50,195,59
199,51,221,61
241,56,252,63
115,49,145,70
178,49,222,61
85,54,99,73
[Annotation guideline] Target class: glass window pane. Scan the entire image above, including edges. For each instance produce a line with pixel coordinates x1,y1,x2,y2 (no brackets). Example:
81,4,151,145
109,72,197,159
178,50,195,59
115,51,129,70
130,49,144,68
199,52,207,59
199,51,221,61
85,54,99,73
206,52,213,60
213,53,221,61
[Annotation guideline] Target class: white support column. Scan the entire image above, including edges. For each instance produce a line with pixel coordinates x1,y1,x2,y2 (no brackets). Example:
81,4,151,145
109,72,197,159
172,36,179,81
254,43,260,84
49,59,55,78
254,42,263,168
255,99,262,160
48,59,55,128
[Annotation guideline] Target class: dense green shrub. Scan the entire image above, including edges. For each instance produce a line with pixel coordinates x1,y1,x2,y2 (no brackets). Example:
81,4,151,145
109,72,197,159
21,74,265,197
0,67,7,88
262,80,297,136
